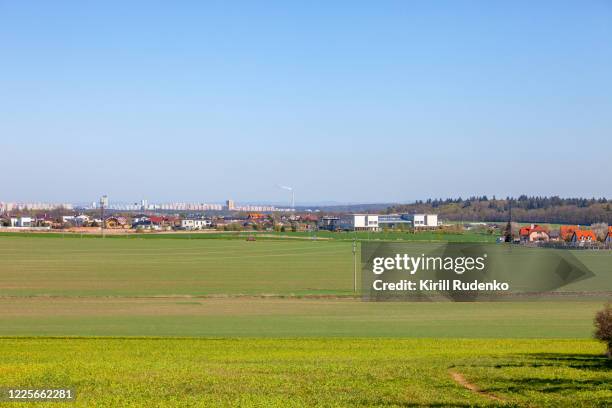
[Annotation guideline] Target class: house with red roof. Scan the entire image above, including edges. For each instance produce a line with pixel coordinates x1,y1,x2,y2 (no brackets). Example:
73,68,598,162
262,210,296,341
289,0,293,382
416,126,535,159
147,215,162,224
571,230,597,243
519,224,550,242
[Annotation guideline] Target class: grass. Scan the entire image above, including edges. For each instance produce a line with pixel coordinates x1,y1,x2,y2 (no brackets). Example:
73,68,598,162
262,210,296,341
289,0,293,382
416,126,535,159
0,237,354,296
0,298,606,338
0,234,610,406
0,338,609,407
0,236,609,297
0,234,609,338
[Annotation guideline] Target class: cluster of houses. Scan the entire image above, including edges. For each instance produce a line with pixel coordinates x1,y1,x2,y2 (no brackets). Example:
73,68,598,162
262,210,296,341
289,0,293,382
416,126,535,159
518,224,612,244
5,212,608,245
0,213,319,232
0,214,172,231
0,212,440,233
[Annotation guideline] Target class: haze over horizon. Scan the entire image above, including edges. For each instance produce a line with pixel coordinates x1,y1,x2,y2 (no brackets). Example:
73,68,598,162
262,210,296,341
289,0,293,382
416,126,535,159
5,197,612,209
2,2,611,203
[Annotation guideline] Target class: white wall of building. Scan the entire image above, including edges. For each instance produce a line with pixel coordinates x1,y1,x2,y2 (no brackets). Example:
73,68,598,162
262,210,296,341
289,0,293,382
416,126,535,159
339,214,379,231
425,214,438,227
10,217,33,227
412,214,426,227
181,219,212,230
410,214,438,228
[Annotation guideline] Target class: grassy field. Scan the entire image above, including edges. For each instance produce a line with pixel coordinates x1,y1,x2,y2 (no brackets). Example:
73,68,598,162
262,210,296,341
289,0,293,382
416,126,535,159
0,228,500,242
0,234,609,338
0,234,610,406
0,338,609,407
0,236,354,296
0,235,609,297
0,298,606,338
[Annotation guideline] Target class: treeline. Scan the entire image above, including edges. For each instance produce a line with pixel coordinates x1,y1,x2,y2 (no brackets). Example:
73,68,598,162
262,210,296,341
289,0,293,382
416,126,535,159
386,196,612,225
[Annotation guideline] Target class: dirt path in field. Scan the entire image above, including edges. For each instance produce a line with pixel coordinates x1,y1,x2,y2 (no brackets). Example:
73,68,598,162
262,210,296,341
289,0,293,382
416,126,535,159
449,370,506,403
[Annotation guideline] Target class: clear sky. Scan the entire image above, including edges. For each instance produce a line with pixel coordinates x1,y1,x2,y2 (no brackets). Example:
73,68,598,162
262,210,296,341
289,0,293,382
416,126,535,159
1,1,611,205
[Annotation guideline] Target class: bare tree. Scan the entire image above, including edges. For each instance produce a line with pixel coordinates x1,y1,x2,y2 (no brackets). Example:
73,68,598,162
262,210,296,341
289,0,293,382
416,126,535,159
510,222,520,238
591,223,609,241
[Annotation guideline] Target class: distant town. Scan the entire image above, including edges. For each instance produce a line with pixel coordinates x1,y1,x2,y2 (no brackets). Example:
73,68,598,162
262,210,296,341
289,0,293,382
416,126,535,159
0,197,438,233
0,195,610,248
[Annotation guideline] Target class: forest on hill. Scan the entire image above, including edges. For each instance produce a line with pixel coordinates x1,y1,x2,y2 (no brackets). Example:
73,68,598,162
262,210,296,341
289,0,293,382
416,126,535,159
386,196,612,225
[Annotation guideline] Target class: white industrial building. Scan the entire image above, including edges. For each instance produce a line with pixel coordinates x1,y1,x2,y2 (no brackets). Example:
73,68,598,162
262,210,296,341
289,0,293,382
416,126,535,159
410,214,438,228
338,214,380,231
338,213,438,231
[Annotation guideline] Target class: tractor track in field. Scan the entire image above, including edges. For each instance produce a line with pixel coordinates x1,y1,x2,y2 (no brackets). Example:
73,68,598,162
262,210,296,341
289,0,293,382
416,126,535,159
449,369,506,403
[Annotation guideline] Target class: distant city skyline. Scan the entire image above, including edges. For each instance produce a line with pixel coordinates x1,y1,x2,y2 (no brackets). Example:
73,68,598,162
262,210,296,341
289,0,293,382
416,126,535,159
2,194,612,211
1,2,611,202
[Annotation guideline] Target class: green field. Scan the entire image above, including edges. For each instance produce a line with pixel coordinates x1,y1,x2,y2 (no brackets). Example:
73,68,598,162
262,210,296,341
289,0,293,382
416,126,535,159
0,235,609,297
0,236,354,296
0,234,610,406
0,234,610,338
0,338,609,407
0,298,606,338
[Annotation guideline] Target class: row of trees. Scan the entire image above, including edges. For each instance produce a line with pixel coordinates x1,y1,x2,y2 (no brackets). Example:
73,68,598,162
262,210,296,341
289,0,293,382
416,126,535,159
388,196,612,225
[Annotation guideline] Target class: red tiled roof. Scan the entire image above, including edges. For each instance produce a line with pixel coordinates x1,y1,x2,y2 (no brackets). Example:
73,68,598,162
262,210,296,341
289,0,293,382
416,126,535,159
519,225,548,236
573,230,596,240
148,216,164,224
302,215,319,222
531,225,548,233
560,225,579,240
147,215,178,224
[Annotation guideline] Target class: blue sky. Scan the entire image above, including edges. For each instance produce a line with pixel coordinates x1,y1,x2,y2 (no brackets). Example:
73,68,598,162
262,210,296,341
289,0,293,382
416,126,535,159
1,1,611,204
